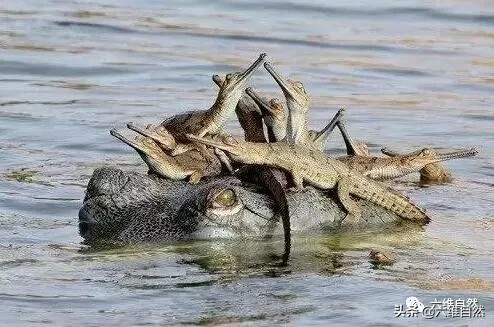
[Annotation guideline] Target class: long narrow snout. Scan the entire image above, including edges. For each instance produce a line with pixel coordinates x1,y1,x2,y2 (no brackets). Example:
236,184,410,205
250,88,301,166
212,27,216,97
110,128,146,153
436,147,479,161
237,53,267,84
127,122,152,138
264,61,296,98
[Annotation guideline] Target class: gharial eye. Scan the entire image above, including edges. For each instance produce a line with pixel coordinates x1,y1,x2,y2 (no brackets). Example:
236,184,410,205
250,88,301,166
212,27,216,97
420,149,434,156
214,189,236,207
226,73,233,80
295,81,306,92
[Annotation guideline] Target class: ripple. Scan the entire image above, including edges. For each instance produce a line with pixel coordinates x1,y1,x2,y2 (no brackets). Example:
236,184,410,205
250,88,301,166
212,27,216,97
54,21,138,34
0,258,38,267
220,2,494,25
0,60,129,77
54,20,454,55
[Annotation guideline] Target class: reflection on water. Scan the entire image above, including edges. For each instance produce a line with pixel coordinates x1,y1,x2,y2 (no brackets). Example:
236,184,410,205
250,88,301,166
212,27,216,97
0,0,493,325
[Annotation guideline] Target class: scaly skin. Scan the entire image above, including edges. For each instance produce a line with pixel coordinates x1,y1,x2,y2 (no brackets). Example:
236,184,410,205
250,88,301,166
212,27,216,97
110,129,221,183
339,147,478,180
187,134,430,225
380,148,463,183
245,87,286,142
246,87,366,156
80,168,282,244
212,74,266,143
264,62,311,144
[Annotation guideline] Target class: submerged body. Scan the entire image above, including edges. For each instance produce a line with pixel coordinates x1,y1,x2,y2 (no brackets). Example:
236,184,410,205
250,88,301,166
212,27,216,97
79,167,421,244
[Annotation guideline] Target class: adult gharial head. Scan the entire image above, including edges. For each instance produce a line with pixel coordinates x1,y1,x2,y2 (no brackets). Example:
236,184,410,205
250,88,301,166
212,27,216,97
78,167,279,245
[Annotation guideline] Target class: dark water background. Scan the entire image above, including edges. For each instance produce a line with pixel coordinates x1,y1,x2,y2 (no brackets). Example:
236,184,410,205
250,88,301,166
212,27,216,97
0,0,493,326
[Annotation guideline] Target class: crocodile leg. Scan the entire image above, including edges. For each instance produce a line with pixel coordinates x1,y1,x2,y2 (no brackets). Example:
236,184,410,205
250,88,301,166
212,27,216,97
188,171,204,184
336,177,362,226
290,170,305,191
214,148,234,174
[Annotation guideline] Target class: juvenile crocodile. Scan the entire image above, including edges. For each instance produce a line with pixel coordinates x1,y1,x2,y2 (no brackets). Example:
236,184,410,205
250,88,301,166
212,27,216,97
339,147,478,180
187,134,430,225
264,61,311,144
110,129,222,183
161,53,267,155
212,74,266,143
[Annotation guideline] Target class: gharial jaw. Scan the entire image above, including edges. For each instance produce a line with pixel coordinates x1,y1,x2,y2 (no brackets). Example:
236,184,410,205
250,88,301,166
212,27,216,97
263,62,310,111
245,87,287,142
127,122,177,151
212,75,266,143
366,147,479,180
110,129,192,180
199,53,267,136
383,147,478,166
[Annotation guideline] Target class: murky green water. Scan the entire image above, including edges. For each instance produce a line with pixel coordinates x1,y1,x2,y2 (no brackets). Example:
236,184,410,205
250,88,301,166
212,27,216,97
0,1,493,325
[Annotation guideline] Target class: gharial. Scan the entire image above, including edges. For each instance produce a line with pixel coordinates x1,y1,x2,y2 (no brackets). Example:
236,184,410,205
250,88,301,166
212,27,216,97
80,53,479,250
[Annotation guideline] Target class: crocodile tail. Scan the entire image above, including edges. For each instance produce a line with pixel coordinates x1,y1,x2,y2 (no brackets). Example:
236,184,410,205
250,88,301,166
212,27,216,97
353,179,430,224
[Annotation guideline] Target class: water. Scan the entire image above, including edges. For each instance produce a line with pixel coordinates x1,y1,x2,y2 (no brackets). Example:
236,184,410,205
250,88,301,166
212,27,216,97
1,0,493,325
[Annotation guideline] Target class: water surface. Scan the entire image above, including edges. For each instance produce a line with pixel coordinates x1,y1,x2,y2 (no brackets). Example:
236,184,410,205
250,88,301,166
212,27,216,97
0,0,493,325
